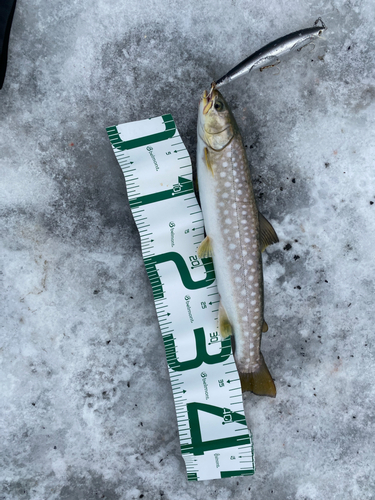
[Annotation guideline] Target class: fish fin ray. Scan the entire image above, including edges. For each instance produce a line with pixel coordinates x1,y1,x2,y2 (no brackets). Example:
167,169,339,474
204,147,214,176
238,353,276,397
197,236,213,259
219,302,232,338
262,320,268,333
259,212,279,252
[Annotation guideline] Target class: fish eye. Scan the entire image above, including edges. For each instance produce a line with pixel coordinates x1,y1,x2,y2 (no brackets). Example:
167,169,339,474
214,100,224,111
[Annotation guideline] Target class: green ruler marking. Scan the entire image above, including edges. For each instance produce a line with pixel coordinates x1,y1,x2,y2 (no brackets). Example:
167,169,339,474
107,114,255,481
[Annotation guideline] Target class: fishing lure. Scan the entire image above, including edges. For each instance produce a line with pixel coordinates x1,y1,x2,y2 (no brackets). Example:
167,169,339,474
215,18,326,88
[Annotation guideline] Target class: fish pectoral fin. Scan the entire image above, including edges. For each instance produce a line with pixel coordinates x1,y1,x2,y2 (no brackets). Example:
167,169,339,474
238,353,276,397
218,301,232,338
197,236,213,259
262,320,268,333
204,147,214,176
259,212,279,252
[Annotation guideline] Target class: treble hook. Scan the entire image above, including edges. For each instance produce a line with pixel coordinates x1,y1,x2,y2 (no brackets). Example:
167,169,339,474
259,59,281,73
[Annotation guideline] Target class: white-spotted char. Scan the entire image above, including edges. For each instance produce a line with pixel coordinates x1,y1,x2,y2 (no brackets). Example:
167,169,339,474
197,87,279,396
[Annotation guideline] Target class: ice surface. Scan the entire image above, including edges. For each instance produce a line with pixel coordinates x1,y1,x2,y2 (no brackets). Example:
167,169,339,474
1,0,375,498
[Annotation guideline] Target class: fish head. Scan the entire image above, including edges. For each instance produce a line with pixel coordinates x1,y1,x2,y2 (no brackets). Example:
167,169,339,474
198,86,236,151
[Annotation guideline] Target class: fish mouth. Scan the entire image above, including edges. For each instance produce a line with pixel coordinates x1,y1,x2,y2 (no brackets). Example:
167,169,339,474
201,84,216,115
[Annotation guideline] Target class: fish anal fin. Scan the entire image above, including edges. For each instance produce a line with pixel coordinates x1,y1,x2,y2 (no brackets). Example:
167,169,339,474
259,212,279,252
204,147,214,176
219,301,232,338
197,236,213,259
262,320,268,333
239,353,276,397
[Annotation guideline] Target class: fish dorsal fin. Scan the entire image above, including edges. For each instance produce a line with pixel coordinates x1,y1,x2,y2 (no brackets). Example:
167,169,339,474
238,353,276,397
219,301,232,338
197,236,213,259
259,212,279,252
204,147,214,176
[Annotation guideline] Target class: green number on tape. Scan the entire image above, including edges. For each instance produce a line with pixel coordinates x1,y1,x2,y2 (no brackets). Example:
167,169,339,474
181,403,250,456
130,177,194,207
164,329,231,372
107,114,176,151
144,253,215,301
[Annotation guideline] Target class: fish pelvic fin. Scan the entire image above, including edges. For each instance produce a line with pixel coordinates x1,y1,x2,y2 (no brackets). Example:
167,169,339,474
204,147,214,176
259,212,279,252
262,320,268,333
239,353,276,397
219,301,232,338
197,235,213,259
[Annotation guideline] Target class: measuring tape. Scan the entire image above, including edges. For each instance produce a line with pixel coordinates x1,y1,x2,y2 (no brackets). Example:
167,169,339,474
107,114,254,481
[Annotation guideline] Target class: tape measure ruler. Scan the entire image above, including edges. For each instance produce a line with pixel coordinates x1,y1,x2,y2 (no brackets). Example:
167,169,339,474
107,114,254,481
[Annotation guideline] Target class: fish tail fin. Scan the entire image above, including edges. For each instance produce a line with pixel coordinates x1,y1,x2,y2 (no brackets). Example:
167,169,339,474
239,353,276,397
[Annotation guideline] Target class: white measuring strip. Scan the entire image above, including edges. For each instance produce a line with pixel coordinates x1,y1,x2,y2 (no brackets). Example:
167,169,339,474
107,114,254,481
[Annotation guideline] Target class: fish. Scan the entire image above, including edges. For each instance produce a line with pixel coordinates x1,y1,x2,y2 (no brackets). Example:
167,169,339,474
196,86,279,397
215,17,326,88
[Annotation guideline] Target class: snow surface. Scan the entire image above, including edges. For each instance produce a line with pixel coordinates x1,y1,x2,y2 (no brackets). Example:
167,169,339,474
1,0,375,498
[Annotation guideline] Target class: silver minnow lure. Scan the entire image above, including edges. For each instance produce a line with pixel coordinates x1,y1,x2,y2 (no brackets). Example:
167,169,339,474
215,17,326,88
197,87,279,397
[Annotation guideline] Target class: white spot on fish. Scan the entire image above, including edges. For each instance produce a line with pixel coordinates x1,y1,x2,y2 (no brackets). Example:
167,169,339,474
242,250,247,256
233,263,241,270
251,322,256,327
229,243,236,250
233,162,238,167
245,238,250,243
220,172,226,177
235,231,239,238
242,316,248,322
241,290,246,296
248,275,254,281
251,292,256,296
241,220,247,224
238,303,245,309
223,161,228,167
226,152,231,158
237,190,242,195
218,202,224,207
254,308,259,312
225,182,231,188
235,276,241,282
224,210,229,215
222,193,229,198
244,332,249,337
225,218,232,224
247,259,253,265
224,228,229,234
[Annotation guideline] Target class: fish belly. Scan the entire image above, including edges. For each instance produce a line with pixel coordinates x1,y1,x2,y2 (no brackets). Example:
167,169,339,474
197,134,263,374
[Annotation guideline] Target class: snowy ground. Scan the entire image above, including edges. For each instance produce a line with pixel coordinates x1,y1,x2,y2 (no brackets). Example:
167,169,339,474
1,0,375,499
